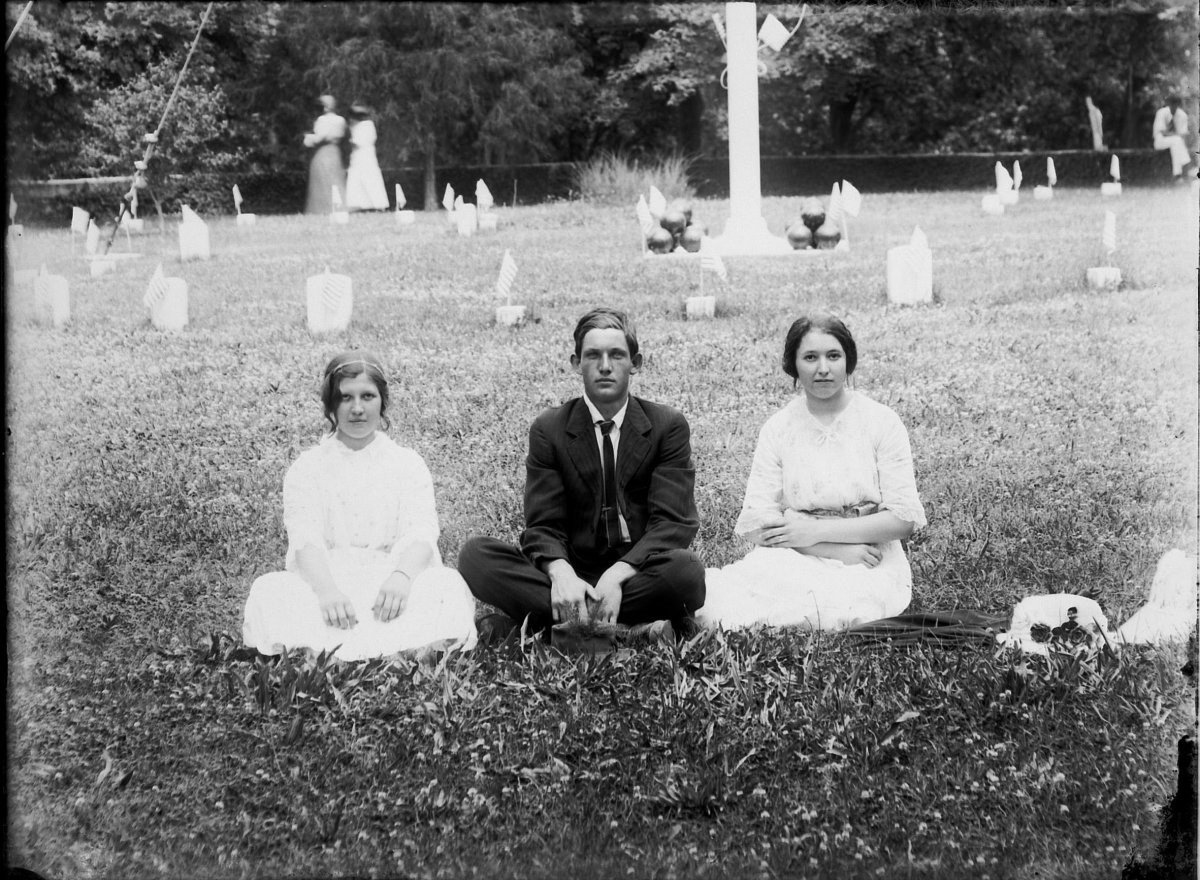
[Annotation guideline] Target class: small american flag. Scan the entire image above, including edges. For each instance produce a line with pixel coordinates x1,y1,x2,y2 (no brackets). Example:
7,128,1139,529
395,183,406,210
635,196,655,238
232,184,243,213
129,186,139,218
496,249,518,303
8,194,16,223
1047,157,1057,187
1012,160,1023,190
1109,154,1120,182
442,184,456,212
701,251,727,282
322,270,350,313
476,179,494,212
144,263,169,310
840,180,862,217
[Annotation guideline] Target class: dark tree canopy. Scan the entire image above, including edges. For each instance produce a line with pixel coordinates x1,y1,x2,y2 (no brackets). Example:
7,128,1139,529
6,1,1197,207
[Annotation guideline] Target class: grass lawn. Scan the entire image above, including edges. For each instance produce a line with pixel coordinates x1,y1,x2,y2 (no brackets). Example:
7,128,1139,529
6,184,1198,879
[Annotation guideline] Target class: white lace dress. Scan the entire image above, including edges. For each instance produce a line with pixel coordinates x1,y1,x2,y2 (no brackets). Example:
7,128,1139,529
699,392,927,631
242,433,477,659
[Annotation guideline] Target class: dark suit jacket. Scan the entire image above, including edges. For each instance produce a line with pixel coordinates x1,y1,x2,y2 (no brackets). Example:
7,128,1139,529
520,395,699,573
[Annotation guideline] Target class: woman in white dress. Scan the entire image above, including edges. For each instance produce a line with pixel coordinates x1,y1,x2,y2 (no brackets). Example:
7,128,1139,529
344,103,390,211
303,95,347,214
243,351,477,660
699,315,927,631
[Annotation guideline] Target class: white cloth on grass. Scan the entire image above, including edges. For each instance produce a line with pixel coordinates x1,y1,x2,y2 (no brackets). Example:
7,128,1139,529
243,433,476,659
699,392,927,631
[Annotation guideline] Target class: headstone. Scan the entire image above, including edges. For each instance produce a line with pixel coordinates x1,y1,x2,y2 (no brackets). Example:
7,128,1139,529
89,258,117,277
478,213,499,232
685,295,716,319
178,213,211,261
456,203,478,237
1100,182,1122,197
1086,267,1121,289
306,270,353,334
149,277,189,331
495,304,526,326
886,228,933,305
1033,185,1053,200
981,195,1004,215
395,209,415,226
34,270,70,327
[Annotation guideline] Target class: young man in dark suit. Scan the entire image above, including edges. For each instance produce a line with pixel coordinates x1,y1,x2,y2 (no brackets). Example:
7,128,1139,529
458,307,705,645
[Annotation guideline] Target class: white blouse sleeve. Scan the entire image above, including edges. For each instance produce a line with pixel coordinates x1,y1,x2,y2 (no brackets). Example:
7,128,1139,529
734,414,787,537
383,449,442,567
874,407,927,530
282,450,326,569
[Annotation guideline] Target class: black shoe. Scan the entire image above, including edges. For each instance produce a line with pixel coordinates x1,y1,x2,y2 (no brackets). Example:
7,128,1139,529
475,613,519,648
674,616,702,641
624,619,675,649
551,621,621,654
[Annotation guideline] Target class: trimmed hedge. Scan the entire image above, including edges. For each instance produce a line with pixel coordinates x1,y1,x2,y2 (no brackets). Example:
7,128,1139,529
8,149,1182,226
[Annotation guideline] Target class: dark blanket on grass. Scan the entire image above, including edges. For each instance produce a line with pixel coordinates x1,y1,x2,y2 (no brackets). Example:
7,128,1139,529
846,610,1012,646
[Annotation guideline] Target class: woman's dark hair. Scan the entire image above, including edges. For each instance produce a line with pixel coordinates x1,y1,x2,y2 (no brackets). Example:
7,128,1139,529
782,315,857,384
320,350,390,433
572,307,639,359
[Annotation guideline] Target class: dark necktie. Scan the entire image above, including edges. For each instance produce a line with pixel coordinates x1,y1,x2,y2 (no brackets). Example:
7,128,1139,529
598,419,621,549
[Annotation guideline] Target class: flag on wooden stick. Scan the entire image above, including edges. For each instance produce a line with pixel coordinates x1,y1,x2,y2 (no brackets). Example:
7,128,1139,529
232,184,244,214
1047,157,1057,187
9,194,16,223
442,184,456,212
395,183,406,210
1109,155,1120,182
840,180,862,217
1012,160,1023,190
495,249,518,304
129,186,139,218
1102,211,1116,255
648,186,667,219
636,196,655,238
476,179,494,213
144,263,169,310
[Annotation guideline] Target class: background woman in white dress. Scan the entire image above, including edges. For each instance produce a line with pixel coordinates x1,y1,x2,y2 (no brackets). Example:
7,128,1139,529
243,351,477,660
699,315,927,631
345,103,390,211
302,95,347,214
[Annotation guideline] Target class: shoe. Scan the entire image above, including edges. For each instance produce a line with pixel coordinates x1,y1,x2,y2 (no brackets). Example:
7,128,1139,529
624,619,675,649
551,620,621,655
674,616,702,641
475,612,519,648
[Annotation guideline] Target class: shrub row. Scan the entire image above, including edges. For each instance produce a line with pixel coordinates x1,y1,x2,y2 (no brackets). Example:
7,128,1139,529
9,149,1177,226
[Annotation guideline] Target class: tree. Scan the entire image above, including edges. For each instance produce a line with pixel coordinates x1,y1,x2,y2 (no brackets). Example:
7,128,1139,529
285,3,591,208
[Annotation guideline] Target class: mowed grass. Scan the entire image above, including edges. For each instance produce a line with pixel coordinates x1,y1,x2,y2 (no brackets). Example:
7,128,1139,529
6,185,1198,880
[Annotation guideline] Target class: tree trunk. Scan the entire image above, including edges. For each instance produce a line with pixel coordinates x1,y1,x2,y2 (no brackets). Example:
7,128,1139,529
423,149,436,211
829,95,858,154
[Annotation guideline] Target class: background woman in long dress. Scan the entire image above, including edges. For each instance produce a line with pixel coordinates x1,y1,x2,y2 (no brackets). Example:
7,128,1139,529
345,103,390,211
242,350,477,660
699,315,927,631
302,94,347,214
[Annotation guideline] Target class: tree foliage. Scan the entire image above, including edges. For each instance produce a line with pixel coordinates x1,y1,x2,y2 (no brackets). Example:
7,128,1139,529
5,1,1197,202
